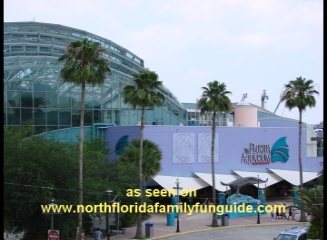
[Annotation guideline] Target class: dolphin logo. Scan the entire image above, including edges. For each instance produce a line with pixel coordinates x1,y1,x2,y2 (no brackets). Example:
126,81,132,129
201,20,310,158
115,135,129,155
271,137,289,163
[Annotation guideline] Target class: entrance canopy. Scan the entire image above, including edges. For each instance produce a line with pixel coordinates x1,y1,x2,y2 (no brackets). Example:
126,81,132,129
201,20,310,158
151,175,209,191
233,170,283,188
193,172,239,191
268,168,320,186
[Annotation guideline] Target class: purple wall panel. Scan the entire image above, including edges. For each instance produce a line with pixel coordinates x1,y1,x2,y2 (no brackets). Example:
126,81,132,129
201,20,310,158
105,125,322,177
105,126,140,159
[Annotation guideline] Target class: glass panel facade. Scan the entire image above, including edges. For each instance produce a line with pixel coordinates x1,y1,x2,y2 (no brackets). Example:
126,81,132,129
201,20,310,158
54,48,64,54
26,46,38,51
7,91,20,107
84,110,92,126
21,108,33,122
26,34,38,42
4,21,187,134
120,110,129,126
40,47,52,52
47,92,58,108
40,35,52,43
54,37,65,44
129,110,138,125
12,34,25,41
35,108,46,125
4,45,10,53
59,110,71,126
59,92,71,108
11,46,24,51
34,92,46,107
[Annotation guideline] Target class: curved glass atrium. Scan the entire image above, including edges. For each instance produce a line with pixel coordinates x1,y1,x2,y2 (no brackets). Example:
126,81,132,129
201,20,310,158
4,22,187,134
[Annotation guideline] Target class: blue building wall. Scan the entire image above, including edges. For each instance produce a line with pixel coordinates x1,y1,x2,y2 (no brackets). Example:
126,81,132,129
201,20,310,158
105,125,322,177
39,123,115,142
40,127,92,142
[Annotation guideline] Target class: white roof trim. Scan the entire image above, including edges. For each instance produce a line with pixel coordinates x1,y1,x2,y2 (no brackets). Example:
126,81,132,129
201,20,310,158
233,170,283,188
193,172,239,191
151,175,209,191
268,168,320,186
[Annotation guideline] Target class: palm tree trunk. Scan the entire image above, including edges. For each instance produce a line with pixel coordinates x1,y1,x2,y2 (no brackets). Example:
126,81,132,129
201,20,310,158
211,112,218,227
77,81,85,239
298,110,306,222
135,107,145,239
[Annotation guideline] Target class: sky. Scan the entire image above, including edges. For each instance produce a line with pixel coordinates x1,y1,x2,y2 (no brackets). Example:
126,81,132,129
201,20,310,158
4,0,323,125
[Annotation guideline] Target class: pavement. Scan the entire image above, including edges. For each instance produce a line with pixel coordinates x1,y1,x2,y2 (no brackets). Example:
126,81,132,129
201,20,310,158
4,198,311,240
84,199,311,240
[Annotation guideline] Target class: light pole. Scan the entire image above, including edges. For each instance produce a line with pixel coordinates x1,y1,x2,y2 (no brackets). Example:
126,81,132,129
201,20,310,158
174,178,182,232
49,199,56,230
116,199,121,236
257,175,261,224
105,190,113,240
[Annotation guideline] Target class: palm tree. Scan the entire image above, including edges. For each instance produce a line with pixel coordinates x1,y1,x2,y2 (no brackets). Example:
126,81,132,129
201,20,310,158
296,186,324,222
197,80,232,227
119,139,162,181
57,38,111,238
295,186,323,239
122,68,165,239
280,76,319,222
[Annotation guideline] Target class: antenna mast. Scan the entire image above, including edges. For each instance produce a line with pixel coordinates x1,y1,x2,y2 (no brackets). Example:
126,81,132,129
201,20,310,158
261,90,268,109
240,93,247,101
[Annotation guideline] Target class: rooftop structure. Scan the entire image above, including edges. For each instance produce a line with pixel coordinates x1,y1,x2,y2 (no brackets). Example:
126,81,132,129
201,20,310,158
4,21,187,134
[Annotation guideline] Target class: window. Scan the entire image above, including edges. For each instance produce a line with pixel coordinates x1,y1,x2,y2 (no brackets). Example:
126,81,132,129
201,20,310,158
110,45,120,53
40,35,52,42
72,32,82,38
4,34,11,41
11,46,24,52
40,47,52,52
133,57,141,64
54,37,66,44
26,34,38,42
26,46,37,51
126,52,133,59
120,66,130,75
122,60,131,68
12,34,25,41
54,48,65,54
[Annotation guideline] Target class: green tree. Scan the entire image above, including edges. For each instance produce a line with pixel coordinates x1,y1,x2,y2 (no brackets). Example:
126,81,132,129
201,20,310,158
4,127,78,239
295,186,323,239
197,81,232,227
119,139,162,181
116,139,162,228
57,38,111,237
122,68,165,239
280,76,319,222
4,127,113,239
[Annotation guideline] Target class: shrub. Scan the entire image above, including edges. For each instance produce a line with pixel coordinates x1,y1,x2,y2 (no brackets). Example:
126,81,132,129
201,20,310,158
307,219,323,239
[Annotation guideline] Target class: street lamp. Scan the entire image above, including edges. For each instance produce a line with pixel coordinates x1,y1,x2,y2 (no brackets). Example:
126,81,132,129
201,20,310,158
116,199,121,236
49,199,56,230
105,190,113,240
174,178,182,232
257,175,261,224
